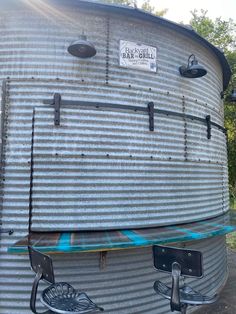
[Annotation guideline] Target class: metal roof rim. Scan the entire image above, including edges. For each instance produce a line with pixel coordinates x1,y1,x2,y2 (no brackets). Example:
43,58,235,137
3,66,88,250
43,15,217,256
75,0,231,91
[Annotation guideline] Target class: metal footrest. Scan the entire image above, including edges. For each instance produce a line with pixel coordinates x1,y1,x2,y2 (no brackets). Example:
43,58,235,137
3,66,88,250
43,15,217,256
154,281,217,305
41,282,103,314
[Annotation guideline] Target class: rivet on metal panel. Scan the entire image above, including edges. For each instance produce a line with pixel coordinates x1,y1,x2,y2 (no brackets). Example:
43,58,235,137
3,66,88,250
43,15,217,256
99,251,107,270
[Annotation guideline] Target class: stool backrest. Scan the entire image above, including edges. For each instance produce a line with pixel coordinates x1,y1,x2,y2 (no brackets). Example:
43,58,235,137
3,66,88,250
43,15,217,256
153,245,203,278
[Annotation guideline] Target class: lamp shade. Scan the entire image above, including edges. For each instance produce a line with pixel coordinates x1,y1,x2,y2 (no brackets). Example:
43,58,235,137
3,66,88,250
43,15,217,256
179,55,207,78
68,35,96,58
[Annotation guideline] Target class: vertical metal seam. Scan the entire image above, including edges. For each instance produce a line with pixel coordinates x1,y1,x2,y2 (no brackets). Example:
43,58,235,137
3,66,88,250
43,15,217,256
0,79,7,232
222,163,225,213
105,15,110,85
28,109,36,235
182,96,188,161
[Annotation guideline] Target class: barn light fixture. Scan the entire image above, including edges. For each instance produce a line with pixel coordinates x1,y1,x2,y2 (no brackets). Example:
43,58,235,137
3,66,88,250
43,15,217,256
179,54,207,78
68,34,96,58
230,88,236,102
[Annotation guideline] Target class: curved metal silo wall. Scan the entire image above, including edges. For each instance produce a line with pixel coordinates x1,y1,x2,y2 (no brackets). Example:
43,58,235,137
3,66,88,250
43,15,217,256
0,236,228,314
0,0,229,313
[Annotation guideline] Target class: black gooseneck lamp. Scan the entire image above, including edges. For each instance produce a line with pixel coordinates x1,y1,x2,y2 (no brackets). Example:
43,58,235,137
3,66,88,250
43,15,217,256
179,54,207,78
68,32,97,58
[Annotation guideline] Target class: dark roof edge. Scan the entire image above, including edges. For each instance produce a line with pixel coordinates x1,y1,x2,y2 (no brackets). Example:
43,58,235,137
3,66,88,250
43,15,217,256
76,0,231,91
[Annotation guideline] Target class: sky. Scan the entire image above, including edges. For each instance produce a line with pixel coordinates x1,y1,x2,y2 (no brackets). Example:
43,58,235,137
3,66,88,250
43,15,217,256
138,0,236,24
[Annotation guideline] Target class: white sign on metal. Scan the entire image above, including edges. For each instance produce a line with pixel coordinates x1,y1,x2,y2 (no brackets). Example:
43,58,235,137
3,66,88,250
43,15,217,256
119,40,157,72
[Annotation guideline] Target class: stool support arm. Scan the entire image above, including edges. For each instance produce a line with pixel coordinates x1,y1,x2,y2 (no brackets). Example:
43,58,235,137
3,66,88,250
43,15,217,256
30,270,51,314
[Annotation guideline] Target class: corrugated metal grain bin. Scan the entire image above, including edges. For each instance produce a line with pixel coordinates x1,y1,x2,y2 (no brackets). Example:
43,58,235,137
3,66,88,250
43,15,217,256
0,0,233,313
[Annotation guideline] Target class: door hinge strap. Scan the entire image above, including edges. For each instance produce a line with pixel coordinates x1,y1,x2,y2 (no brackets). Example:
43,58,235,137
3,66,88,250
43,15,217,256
148,102,154,131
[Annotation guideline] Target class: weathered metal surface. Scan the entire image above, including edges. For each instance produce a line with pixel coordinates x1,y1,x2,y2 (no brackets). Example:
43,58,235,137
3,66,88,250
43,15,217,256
0,80,228,231
0,236,228,313
0,1,230,313
0,0,229,232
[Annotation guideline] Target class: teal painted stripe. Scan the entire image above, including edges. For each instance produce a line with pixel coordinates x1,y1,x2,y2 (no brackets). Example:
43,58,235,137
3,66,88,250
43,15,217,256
168,226,203,239
122,230,148,245
57,233,71,252
201,221,236,233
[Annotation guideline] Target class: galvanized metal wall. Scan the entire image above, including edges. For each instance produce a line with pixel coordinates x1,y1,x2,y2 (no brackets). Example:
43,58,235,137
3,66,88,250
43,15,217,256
0,78,228,231
0,236,228,314
0,1,229,313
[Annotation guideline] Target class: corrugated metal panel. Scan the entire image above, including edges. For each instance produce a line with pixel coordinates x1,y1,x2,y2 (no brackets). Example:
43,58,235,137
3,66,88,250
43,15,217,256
0,4,107,84
0,236,228,314
108,15,224,120
0,0,224,123
0,2,229,313
0,80,227,231
187,122,227,163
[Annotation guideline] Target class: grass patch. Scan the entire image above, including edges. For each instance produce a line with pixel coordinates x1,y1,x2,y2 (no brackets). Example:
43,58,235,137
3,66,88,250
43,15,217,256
227,232,236,250
227,200,236,249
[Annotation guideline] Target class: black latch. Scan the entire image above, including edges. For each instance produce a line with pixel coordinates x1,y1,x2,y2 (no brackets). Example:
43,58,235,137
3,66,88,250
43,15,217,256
52,93,61,126
206,115,211,139
148,102,154,131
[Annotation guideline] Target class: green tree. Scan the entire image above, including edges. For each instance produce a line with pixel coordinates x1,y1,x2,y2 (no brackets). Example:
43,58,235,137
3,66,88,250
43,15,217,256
104,0,135,5
141,0,168,17
190,9,235,51
101,0,168,16
190,10,236,193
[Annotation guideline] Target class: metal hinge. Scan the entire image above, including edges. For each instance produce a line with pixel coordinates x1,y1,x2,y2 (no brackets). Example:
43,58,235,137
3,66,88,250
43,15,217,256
148,102,154,131
51,93,61,126
206,115,211,139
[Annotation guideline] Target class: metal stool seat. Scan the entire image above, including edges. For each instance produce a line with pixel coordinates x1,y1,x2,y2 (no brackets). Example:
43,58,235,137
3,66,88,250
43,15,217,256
41,283,103,314
154,281,217,306
153,245,217,313
28,246,103,314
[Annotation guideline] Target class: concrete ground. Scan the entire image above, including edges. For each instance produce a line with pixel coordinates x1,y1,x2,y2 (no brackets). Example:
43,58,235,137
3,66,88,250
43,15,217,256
194,249,236,314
